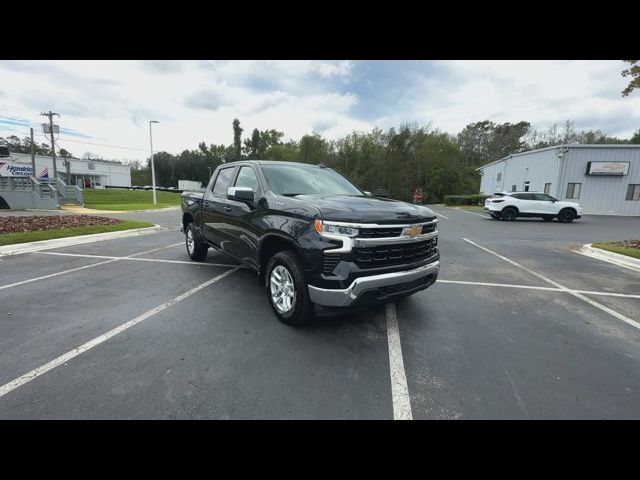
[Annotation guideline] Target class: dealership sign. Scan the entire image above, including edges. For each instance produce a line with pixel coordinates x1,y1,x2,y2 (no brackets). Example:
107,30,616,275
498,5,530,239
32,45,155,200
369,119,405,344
0,162,48,178
586,161,630,176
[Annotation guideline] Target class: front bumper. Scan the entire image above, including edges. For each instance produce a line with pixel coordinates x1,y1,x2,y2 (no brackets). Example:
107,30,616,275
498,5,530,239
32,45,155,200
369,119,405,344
308,260,440,307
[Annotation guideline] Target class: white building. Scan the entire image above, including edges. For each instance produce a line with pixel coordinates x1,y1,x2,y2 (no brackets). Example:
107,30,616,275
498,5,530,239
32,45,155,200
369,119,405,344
478,144,640,215
3,152,131,187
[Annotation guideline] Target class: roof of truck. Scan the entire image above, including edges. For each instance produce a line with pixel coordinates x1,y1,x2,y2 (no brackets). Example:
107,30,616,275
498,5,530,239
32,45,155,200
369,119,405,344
223,160,330,168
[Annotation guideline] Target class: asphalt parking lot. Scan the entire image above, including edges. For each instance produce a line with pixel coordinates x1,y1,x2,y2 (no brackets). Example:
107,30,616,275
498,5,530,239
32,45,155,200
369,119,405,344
0,206,639,419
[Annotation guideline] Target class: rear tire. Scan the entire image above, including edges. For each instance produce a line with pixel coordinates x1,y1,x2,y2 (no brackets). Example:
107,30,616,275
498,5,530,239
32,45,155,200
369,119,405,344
266,251,314,326
500,207,518,221
557,209,575,223
185,223,208,261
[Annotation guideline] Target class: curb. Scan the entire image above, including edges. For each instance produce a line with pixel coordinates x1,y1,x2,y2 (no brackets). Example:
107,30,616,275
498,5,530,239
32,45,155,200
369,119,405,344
577,244,640,273
0,225,164,257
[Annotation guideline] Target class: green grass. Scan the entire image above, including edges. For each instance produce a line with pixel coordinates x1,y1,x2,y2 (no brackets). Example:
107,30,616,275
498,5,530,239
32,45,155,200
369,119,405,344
0,220,154,246
83,189,181,211
592,242,640,260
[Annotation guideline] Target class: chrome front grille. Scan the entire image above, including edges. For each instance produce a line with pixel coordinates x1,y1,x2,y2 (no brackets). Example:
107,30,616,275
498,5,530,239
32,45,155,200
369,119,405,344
320,219,438,273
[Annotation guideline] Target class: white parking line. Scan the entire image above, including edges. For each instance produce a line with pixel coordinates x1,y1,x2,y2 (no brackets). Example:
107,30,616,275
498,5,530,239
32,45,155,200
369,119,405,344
462,238,640,331
434,212,448,219
385,303,413,420
0,266,241,399
0,243,183,292
436,279,640,299
451,207,487,218
33,251,242,268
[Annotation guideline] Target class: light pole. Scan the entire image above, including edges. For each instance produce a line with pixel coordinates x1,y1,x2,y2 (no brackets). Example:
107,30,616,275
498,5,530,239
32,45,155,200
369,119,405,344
149,120,159,205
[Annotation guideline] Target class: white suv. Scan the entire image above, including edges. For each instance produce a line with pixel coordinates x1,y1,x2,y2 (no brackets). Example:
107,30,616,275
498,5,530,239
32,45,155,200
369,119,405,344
483,192,583,223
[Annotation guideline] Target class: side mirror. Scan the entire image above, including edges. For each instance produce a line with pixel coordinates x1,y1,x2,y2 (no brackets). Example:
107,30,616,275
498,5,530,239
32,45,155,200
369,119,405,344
363,191,373,197
228,186,254,202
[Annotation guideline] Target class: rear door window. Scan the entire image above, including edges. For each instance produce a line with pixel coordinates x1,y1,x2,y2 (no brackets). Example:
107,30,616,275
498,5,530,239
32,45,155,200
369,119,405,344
535,194,553,201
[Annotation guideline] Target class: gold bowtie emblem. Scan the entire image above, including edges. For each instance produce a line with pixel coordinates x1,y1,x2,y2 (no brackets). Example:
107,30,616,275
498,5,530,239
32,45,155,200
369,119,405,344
403,225,422,237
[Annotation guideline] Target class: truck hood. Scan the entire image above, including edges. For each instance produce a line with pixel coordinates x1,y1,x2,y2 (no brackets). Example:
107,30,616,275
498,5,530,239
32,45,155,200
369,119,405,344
292,194,437,224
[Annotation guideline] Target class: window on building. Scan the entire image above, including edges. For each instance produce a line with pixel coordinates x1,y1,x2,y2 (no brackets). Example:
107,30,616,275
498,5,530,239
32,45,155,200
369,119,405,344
566,183,581,199
626,184,640,201
523,181,530,192
544,183,551,194
497,172,502,182
212,167,236,197
511,185,517,192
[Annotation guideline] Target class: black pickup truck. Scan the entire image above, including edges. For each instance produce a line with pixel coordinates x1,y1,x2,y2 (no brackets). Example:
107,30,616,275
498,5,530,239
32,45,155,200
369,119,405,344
181,161,440,325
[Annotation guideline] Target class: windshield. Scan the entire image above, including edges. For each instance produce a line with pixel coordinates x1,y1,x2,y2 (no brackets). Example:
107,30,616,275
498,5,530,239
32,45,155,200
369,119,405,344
261,164,363,196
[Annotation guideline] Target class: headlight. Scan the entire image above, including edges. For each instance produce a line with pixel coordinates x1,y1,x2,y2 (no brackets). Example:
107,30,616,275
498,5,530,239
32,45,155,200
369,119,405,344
314,220,358,237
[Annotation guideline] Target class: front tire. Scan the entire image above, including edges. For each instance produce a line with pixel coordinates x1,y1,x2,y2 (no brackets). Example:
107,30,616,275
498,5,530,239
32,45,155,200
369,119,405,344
266,251,314,326
185,223,208,261
557,209,575,223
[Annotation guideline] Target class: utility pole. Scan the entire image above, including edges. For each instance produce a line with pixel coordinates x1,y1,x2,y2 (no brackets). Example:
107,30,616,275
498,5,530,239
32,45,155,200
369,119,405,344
30,127,36,175
40,111,60,179
149,120,159,205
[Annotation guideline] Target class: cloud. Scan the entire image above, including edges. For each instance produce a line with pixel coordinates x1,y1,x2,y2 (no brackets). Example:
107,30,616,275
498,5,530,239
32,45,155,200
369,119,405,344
139,61,186,74
0,60,119,94
184,89,230,111
0,60,638,162
0,115,32,128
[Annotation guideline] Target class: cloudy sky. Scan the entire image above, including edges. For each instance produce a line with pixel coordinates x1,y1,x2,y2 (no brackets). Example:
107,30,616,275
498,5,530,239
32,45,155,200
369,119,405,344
0,60,638,162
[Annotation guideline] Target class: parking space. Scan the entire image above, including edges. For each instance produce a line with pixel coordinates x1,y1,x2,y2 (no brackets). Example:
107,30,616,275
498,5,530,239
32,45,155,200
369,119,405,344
0,207,638,419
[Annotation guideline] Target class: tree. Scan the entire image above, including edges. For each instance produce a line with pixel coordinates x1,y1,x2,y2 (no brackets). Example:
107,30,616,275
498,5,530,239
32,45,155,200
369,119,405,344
525,120,628,148
0,135,50,155
298,133,330,164
232,118,243,160
243,128,262,159
630,130,640,144
457,120,531,168
621,60,639,97
260,129,284,151
59,148,73,158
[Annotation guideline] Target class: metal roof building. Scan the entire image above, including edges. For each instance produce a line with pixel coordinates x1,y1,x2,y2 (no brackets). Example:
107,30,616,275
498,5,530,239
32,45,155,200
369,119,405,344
2,152,131,188
477,144,640,215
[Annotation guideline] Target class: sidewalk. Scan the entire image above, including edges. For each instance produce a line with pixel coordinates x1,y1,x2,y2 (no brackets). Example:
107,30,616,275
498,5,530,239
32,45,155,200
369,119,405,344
0,209,72,217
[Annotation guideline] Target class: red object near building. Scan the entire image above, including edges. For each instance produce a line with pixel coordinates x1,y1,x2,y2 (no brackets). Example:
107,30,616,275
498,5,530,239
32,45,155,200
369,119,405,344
413,187,423,204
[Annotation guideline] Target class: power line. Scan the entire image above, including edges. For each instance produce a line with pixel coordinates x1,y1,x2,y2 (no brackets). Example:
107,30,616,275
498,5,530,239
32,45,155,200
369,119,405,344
56,137,149,152
0,128,152,153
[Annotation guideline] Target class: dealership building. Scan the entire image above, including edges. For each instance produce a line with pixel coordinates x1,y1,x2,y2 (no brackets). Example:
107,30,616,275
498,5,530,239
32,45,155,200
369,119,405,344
1,152,131,188
478,144,640,215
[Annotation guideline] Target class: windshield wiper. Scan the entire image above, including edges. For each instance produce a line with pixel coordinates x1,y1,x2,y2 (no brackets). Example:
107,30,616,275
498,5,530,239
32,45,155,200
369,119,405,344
281,193,304,196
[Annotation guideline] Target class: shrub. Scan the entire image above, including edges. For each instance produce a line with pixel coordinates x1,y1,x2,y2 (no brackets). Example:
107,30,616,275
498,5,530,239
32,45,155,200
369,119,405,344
444,194,491,206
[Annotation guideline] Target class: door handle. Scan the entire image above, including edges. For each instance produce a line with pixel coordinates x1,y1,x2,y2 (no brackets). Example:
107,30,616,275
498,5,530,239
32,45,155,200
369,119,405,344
223,206,232,212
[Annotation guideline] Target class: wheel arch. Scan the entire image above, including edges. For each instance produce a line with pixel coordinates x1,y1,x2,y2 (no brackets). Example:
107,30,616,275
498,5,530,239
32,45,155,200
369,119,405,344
501,205,519,213
182,212,194,229
257,233,304,285
558,206,577,216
